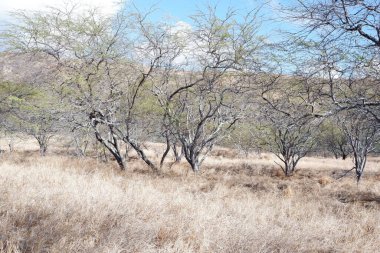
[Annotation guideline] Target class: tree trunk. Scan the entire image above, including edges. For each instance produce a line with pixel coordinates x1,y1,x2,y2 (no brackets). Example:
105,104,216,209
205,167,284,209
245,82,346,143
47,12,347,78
172,143,184,163
123,137,158,173
354,153,367,182
35,135,50,157
283,159,295,177
8,139,14,153
284,163,290,176
186,152,200,173
93,130,127,170
114,155,126,170
74,136,88,157
160,134,171,169
190,161,200,172
39,143,47,156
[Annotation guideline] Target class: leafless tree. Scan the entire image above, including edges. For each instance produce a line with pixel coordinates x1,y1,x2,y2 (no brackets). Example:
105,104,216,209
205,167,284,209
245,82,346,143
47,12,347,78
267,0,380,180
338,110,379,181
256,68,320,175
255,107,316,176
2,4,180,170
153,6,265,172
283,0,380,119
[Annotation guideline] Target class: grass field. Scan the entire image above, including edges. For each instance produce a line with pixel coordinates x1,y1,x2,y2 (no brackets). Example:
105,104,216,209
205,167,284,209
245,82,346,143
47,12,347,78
0,140,379,252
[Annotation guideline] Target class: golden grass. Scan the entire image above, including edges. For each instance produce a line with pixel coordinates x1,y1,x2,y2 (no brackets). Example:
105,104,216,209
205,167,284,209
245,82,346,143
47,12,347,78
0,147,379,252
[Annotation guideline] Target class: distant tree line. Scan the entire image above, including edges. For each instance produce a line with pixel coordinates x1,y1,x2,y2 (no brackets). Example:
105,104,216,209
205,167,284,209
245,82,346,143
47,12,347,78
0,0,379,181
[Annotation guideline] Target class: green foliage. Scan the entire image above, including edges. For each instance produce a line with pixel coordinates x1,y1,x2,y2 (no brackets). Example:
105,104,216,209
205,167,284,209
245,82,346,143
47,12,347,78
0,81,37,112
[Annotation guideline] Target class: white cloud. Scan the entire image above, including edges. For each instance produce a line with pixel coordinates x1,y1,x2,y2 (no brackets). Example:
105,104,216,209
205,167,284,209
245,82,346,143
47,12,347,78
171,21,192,34
0,0,121,21
170,21,195,66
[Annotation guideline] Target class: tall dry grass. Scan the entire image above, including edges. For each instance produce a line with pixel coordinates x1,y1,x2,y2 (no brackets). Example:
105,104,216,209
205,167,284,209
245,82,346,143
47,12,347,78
0,149,379,252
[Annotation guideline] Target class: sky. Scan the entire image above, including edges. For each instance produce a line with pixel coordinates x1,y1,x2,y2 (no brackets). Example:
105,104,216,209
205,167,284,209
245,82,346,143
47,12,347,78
130,0,299,41
0,0,120,18
131,0,261,21
0,0,298,41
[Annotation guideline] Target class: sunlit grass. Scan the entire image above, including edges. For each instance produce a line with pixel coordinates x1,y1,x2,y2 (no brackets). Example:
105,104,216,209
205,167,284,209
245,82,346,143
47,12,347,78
0,147,379,252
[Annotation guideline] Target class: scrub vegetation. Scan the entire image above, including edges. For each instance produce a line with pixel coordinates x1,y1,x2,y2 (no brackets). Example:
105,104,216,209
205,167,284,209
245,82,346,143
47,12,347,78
0,0,380,252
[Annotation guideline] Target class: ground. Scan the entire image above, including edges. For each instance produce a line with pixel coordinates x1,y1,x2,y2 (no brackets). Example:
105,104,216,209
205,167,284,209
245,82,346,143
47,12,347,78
0,139,379,252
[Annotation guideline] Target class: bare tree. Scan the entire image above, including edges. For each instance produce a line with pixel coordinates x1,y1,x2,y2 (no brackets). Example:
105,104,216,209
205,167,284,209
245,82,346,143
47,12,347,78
270,0,380,180
338,110,379,182
255,67,320,175
153,6,265,172
2,4,180,170
254,107,316,176
283,0,380,120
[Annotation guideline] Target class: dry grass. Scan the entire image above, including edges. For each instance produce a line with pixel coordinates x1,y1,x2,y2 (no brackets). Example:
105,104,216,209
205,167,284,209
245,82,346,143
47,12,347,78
0,145,380,252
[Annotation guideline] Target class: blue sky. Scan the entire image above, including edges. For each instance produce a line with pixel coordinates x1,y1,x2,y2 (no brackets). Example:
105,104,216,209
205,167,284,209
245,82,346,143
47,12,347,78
131,0,260,22
129,0,298,41
0,0,299,42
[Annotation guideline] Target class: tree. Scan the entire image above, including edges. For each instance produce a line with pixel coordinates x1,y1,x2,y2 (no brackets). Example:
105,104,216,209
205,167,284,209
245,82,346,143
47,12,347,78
0,80,36,120
318,119,352,160
0,81,31,152
10,92,62,156
338,110,379,182
1,4,178,170
154,6,265,172
0,52,60,154
0,78,63,156
255,109,316,176
280,0,380,181
256,71,320,176
284,0,380,120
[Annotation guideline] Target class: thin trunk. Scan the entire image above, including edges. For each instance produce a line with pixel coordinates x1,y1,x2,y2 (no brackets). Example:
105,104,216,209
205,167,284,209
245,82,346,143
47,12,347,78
74,137,84,157
39,143,47,156
124,137,158,172
36,136,48,156
172,143,184,162
8,139,14,153
74,137,88,157
184,150,200,172
160,133,171,169
114,155,126,170
284,162,290,176
102,147,108,163
190,160,200,172
354,153,367,182
94,131,126,170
